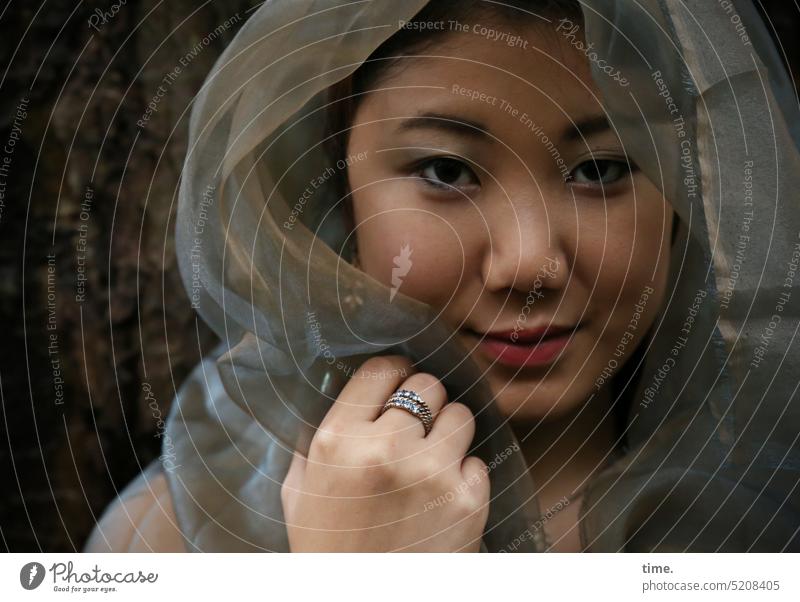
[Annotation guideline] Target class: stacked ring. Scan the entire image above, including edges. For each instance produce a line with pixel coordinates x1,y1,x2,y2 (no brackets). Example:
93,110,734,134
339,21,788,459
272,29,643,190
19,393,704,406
380,388,434,436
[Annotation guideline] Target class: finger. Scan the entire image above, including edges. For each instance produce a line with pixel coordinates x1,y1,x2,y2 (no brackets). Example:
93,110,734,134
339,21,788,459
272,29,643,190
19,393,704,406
280,449,307,513
425,402,477,462
321,355,415,428
375,372,448,438
460,455,491,514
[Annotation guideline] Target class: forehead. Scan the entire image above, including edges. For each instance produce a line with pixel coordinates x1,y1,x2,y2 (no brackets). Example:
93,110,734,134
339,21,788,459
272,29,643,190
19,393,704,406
357,25,601,122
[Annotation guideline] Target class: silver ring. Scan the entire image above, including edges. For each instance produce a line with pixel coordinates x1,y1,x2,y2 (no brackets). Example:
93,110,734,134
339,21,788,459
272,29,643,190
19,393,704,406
380,389,434,436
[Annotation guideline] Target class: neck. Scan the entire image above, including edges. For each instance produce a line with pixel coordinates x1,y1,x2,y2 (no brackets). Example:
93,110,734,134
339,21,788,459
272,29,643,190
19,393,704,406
510,387,620,507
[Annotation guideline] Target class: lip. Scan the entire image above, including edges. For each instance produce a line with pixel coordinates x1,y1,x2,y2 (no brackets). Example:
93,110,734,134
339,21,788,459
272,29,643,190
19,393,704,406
466,323,579,367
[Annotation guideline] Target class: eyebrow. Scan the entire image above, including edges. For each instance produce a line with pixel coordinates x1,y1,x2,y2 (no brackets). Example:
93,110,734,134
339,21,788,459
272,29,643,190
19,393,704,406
394,111,613,144
562,115,613,142
394,112,494,142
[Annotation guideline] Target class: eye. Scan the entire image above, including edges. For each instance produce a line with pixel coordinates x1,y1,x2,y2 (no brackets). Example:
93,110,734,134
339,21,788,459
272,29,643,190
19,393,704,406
417,157,479,191
569,158,633,185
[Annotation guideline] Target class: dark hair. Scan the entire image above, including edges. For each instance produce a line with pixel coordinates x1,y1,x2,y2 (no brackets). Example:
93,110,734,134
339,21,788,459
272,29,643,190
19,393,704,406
321,0,648,441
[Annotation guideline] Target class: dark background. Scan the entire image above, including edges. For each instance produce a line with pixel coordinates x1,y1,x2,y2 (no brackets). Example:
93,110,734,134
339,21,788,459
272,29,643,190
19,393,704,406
0,0,798,552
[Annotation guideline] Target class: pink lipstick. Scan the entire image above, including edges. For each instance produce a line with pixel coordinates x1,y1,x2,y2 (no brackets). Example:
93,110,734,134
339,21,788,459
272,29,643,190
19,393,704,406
472,324,578,367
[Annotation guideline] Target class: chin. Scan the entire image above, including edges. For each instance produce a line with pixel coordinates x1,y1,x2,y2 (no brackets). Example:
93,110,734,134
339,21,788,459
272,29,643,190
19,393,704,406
489,377,586,423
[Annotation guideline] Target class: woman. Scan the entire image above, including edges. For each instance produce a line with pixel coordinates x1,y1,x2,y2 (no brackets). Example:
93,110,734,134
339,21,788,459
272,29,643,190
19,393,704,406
85,0,800,552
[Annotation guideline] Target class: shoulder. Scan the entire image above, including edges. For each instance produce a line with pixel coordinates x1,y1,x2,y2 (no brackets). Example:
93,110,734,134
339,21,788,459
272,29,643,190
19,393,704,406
84,462,188,552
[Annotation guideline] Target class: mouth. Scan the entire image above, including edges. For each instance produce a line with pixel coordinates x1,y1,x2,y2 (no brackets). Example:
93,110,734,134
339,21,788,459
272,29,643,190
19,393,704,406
463,323,580,368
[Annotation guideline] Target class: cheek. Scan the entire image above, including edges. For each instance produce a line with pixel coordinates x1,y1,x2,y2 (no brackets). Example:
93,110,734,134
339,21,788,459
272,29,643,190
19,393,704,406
580,191,672,340
350,180,469,307
576,189,670,285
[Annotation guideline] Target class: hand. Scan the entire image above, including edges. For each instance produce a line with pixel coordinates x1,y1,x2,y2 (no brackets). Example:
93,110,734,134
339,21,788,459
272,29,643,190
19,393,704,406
280,355,490,552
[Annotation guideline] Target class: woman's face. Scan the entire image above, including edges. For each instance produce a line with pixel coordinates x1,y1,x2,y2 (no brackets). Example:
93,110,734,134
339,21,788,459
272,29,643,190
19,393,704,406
345,22,673,422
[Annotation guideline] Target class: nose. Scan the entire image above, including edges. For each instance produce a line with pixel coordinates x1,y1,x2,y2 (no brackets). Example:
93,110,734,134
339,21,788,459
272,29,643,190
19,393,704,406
479,194,569,296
